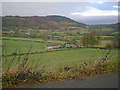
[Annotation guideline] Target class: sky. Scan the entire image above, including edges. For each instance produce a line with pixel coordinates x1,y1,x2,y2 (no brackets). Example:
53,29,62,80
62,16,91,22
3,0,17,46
2,1,119,25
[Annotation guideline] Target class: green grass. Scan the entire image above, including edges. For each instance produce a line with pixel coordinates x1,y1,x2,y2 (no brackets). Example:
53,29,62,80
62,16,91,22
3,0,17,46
2,36,68,55
99,40,112,47
3,37,43,42
52,31,64,34
3,48,118,72
2,37,118,73
101,28,114,31
2,39,47,55
2,38,119,88
101,36,114,38
2,39,68,55
39,29,49,32
3,37,66,44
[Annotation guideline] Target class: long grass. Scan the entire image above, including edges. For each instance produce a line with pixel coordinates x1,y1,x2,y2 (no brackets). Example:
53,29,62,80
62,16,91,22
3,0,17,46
2,46,47,87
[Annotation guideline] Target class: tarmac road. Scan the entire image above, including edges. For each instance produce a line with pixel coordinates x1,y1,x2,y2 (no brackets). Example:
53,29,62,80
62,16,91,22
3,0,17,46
23,73,119,88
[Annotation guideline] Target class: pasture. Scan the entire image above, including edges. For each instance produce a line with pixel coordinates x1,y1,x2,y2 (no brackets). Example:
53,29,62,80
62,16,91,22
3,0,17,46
2,37,119,88
3,40,118,71
3,39,47,55
3,37,113,55
2,37,118,73
2,37,67,55
3,37,66,44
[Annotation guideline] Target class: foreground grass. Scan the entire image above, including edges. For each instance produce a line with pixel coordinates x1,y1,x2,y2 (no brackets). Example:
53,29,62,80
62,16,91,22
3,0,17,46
2,60,120,88
2,48,119,88
2,48,118,72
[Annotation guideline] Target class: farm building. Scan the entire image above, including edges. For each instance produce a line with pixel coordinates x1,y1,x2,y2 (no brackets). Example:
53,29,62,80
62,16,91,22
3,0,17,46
64,42,80,48
45,44,61,49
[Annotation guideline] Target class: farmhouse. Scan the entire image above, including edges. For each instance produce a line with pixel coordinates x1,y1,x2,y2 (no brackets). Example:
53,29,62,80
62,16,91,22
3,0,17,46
64,42,80,48
45,44,61,49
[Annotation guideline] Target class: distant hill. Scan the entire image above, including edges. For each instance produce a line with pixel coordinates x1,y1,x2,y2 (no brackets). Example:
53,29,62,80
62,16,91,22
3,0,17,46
87,23,119,36
105,23,119,30
2,15,86,30
90,23,119,31
46,15,76,22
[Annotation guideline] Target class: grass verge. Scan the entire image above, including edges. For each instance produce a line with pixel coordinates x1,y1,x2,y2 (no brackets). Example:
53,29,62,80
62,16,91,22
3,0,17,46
2,60,120,88
2,48,119,88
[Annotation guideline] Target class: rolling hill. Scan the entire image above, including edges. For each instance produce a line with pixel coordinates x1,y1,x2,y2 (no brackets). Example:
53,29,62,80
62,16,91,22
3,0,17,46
2,15,87,30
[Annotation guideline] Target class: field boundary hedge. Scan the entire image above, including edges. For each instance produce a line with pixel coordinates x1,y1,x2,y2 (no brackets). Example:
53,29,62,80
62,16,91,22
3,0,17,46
3,47,112,57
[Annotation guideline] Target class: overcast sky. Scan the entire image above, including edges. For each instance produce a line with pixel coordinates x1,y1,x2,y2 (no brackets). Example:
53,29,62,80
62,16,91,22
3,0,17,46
2,1,119,25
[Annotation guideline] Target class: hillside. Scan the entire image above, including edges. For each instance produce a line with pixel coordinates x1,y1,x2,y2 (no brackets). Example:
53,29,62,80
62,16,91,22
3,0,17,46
2,15,86,30
2,15,118,38
89,23,119,31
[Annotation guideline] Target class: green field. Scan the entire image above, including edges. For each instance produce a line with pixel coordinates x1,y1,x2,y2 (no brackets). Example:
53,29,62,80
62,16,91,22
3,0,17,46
2,37,119,88
3,44,118,72
2,37,118,72
2,37,67,55
3,38,112,55
3,40,47,55
3,37,66,44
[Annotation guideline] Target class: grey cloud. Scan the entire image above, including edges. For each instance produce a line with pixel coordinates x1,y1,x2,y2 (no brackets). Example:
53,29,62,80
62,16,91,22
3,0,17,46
2,2,118,25
73,16,118,25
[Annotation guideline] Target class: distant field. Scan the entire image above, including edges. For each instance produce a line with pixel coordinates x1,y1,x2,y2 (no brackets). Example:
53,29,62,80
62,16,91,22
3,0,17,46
2,37,67,55
3,39,69,55
3,39,47,55
99,40,112,47
2,37,113,55
2,37,66,44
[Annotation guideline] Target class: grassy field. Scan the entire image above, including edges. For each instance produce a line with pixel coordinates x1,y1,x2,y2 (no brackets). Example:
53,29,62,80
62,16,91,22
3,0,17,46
2,38,118,73
2,37,67,44
99,40,112,47
2,47,118,72
3,38,113,55
2,37,119,88
3,39,47,55
2,37,67,55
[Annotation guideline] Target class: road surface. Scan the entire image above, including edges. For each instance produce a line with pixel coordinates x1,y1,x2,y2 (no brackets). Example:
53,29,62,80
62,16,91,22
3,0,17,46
22,73,119,88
